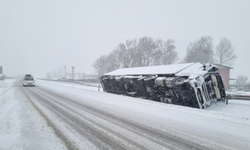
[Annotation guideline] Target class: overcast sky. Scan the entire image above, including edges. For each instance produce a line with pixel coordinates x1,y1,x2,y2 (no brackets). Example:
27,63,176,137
0,0,249,78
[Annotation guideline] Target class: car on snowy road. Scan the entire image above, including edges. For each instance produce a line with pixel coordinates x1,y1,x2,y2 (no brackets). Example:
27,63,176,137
23,75,35,87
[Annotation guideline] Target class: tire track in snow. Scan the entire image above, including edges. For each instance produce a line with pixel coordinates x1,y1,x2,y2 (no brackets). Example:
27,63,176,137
27,86,156,150
32,87,201,150
24,85,211,150
22,86,139,150
20,84,237,150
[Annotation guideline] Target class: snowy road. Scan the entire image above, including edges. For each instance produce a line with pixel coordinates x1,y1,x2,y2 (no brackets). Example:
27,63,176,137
1,79,250,150
21,83,210,150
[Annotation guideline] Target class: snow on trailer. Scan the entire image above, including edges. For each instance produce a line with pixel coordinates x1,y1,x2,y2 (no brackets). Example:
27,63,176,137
100,63,226,109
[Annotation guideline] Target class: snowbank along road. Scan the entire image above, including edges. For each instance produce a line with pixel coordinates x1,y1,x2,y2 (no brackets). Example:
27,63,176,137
1,79,250,150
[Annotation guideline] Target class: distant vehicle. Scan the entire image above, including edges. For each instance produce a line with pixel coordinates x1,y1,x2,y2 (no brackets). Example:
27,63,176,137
23,74,35,87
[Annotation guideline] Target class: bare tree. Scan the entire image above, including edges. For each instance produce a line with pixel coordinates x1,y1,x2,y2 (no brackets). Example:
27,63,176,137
93,36,178,74
136,36,159,66
214,38,237,65
116,39,137,68
237,75,248,87
105,51,120,72
185,36,214,63
155,39,178,65
92,55,107,77
246,81,250,89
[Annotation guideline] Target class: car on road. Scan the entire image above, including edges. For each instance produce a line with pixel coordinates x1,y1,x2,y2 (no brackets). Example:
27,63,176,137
23,74,35,87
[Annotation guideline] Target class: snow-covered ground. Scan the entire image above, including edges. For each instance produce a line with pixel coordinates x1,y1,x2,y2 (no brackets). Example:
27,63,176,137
1,79,250,149
0,79,67,150
37,79,250,121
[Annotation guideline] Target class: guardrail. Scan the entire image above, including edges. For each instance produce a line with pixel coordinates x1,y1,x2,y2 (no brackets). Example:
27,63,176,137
37,78,103,91
228,94,250,101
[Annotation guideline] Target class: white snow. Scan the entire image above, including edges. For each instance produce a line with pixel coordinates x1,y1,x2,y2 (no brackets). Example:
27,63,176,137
0,79,67,150
1,79,250,149
226,90,250,96
37,79,250,124
104,63,194,75
104,63,217,79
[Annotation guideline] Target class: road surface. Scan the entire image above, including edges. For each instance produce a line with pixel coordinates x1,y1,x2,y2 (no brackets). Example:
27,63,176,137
18,80,250,150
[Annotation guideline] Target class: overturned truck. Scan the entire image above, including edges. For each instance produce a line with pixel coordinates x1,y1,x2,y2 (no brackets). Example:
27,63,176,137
100,63,226,109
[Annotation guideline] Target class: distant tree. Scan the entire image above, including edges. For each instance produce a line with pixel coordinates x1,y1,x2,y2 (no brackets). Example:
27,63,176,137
155,39,178,65
135,36,159,66
237,75,248,87
92,36,178,74
246,81,250,88
246,81,250,89
214,38,237,65
92,55,107,77
105,51,120,72
185,36,214,63
116,39,137,68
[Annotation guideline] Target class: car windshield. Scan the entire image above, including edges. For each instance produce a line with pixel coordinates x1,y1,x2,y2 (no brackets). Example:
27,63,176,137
24,77,34,81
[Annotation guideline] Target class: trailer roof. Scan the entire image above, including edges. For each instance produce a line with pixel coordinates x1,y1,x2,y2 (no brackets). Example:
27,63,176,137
104,63,196,76
176,63,214,78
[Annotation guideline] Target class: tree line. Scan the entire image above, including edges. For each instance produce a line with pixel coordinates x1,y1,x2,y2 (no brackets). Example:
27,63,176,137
184,36,237,65
93,37,178,76
93,36,237,76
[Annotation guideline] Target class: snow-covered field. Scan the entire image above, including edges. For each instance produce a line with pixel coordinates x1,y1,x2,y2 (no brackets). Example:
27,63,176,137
1,79,250,149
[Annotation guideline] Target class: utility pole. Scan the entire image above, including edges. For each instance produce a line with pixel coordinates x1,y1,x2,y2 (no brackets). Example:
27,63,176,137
64,65,66,79
72,66,75,80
